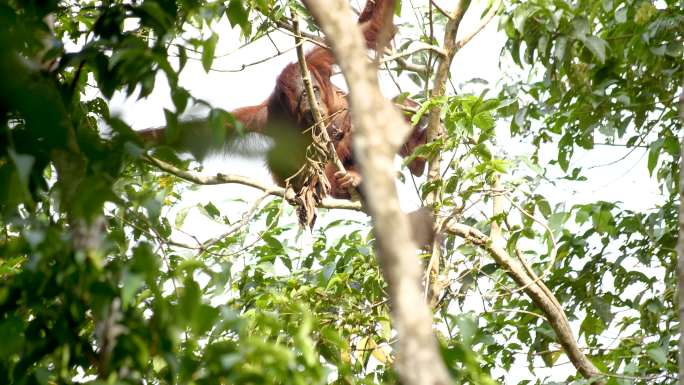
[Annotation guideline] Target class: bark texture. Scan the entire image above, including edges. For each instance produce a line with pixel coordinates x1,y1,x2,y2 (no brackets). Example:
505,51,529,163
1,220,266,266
301,1,452,384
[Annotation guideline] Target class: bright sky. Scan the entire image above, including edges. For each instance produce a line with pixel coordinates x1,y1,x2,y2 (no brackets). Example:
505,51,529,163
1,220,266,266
111,0,662,212
104,0,663,382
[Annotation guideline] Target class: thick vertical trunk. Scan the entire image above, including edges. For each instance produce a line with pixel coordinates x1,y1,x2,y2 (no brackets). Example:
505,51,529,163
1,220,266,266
677,83,684,383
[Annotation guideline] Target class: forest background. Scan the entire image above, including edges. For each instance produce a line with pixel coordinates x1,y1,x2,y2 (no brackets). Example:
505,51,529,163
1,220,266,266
0,0,681,384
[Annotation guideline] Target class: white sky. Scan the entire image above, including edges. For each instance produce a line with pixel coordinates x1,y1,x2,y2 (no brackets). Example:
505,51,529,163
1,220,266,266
111,0,662,213
103,0,664,382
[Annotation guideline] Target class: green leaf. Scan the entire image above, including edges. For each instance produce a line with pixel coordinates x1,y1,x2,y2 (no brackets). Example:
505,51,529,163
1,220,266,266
201,33,218,72
132,244,160,282
254,0,269,12
209,108,233,140
646,347,667,365
178,45,188,71
226,0,249,32
571,16,590,37
489,158,508,173
8,150,34,188
591,207,614,234
580,314,606,336
473,112,495,130
295,311,317,366
171,87,190,113
262,234,283,252
175,206,191,227
535,196,551,218
553,36,567,61
204,202,220,219
0,315,25,358
558,133,573,171
512,6,531,33
548,212,568,234
635,2,656,25
541,347,562,366
121,272,145,308
582,36,608,63
456,314,477,346
179,278,201,323
143,195,162,221
192,304,219,335
137,1,173,32
591,296,613,324
647,139,663,175
164,108,179,142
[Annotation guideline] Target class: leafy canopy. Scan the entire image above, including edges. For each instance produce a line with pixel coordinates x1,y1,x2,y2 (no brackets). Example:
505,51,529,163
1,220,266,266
0,0,680,384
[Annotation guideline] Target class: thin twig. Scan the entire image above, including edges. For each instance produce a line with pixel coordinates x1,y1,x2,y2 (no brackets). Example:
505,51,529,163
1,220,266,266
430,0,451,19
200,192,272,249
276,19,324,42
203,44,298,73
389,58,429,74
143,154,362,211
380,43,446,65
425,0,470,207
292,17,347,175
453,0,502,50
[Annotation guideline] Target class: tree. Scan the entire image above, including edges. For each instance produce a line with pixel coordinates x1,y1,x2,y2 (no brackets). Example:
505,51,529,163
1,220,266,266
0,0,680,384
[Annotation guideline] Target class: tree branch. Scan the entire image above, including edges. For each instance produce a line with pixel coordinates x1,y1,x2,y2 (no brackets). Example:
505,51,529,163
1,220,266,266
677,79,684,383
300,1,452,385
430,1,451,19
200,192,271,250
390,57,429,74
453,0,502,51
143,155,362,211
277,10,429,75
275,18,326,45
380,43,446,65
292,16,348,177
422,0,471,348
425,0,470,208
445,220,604,383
